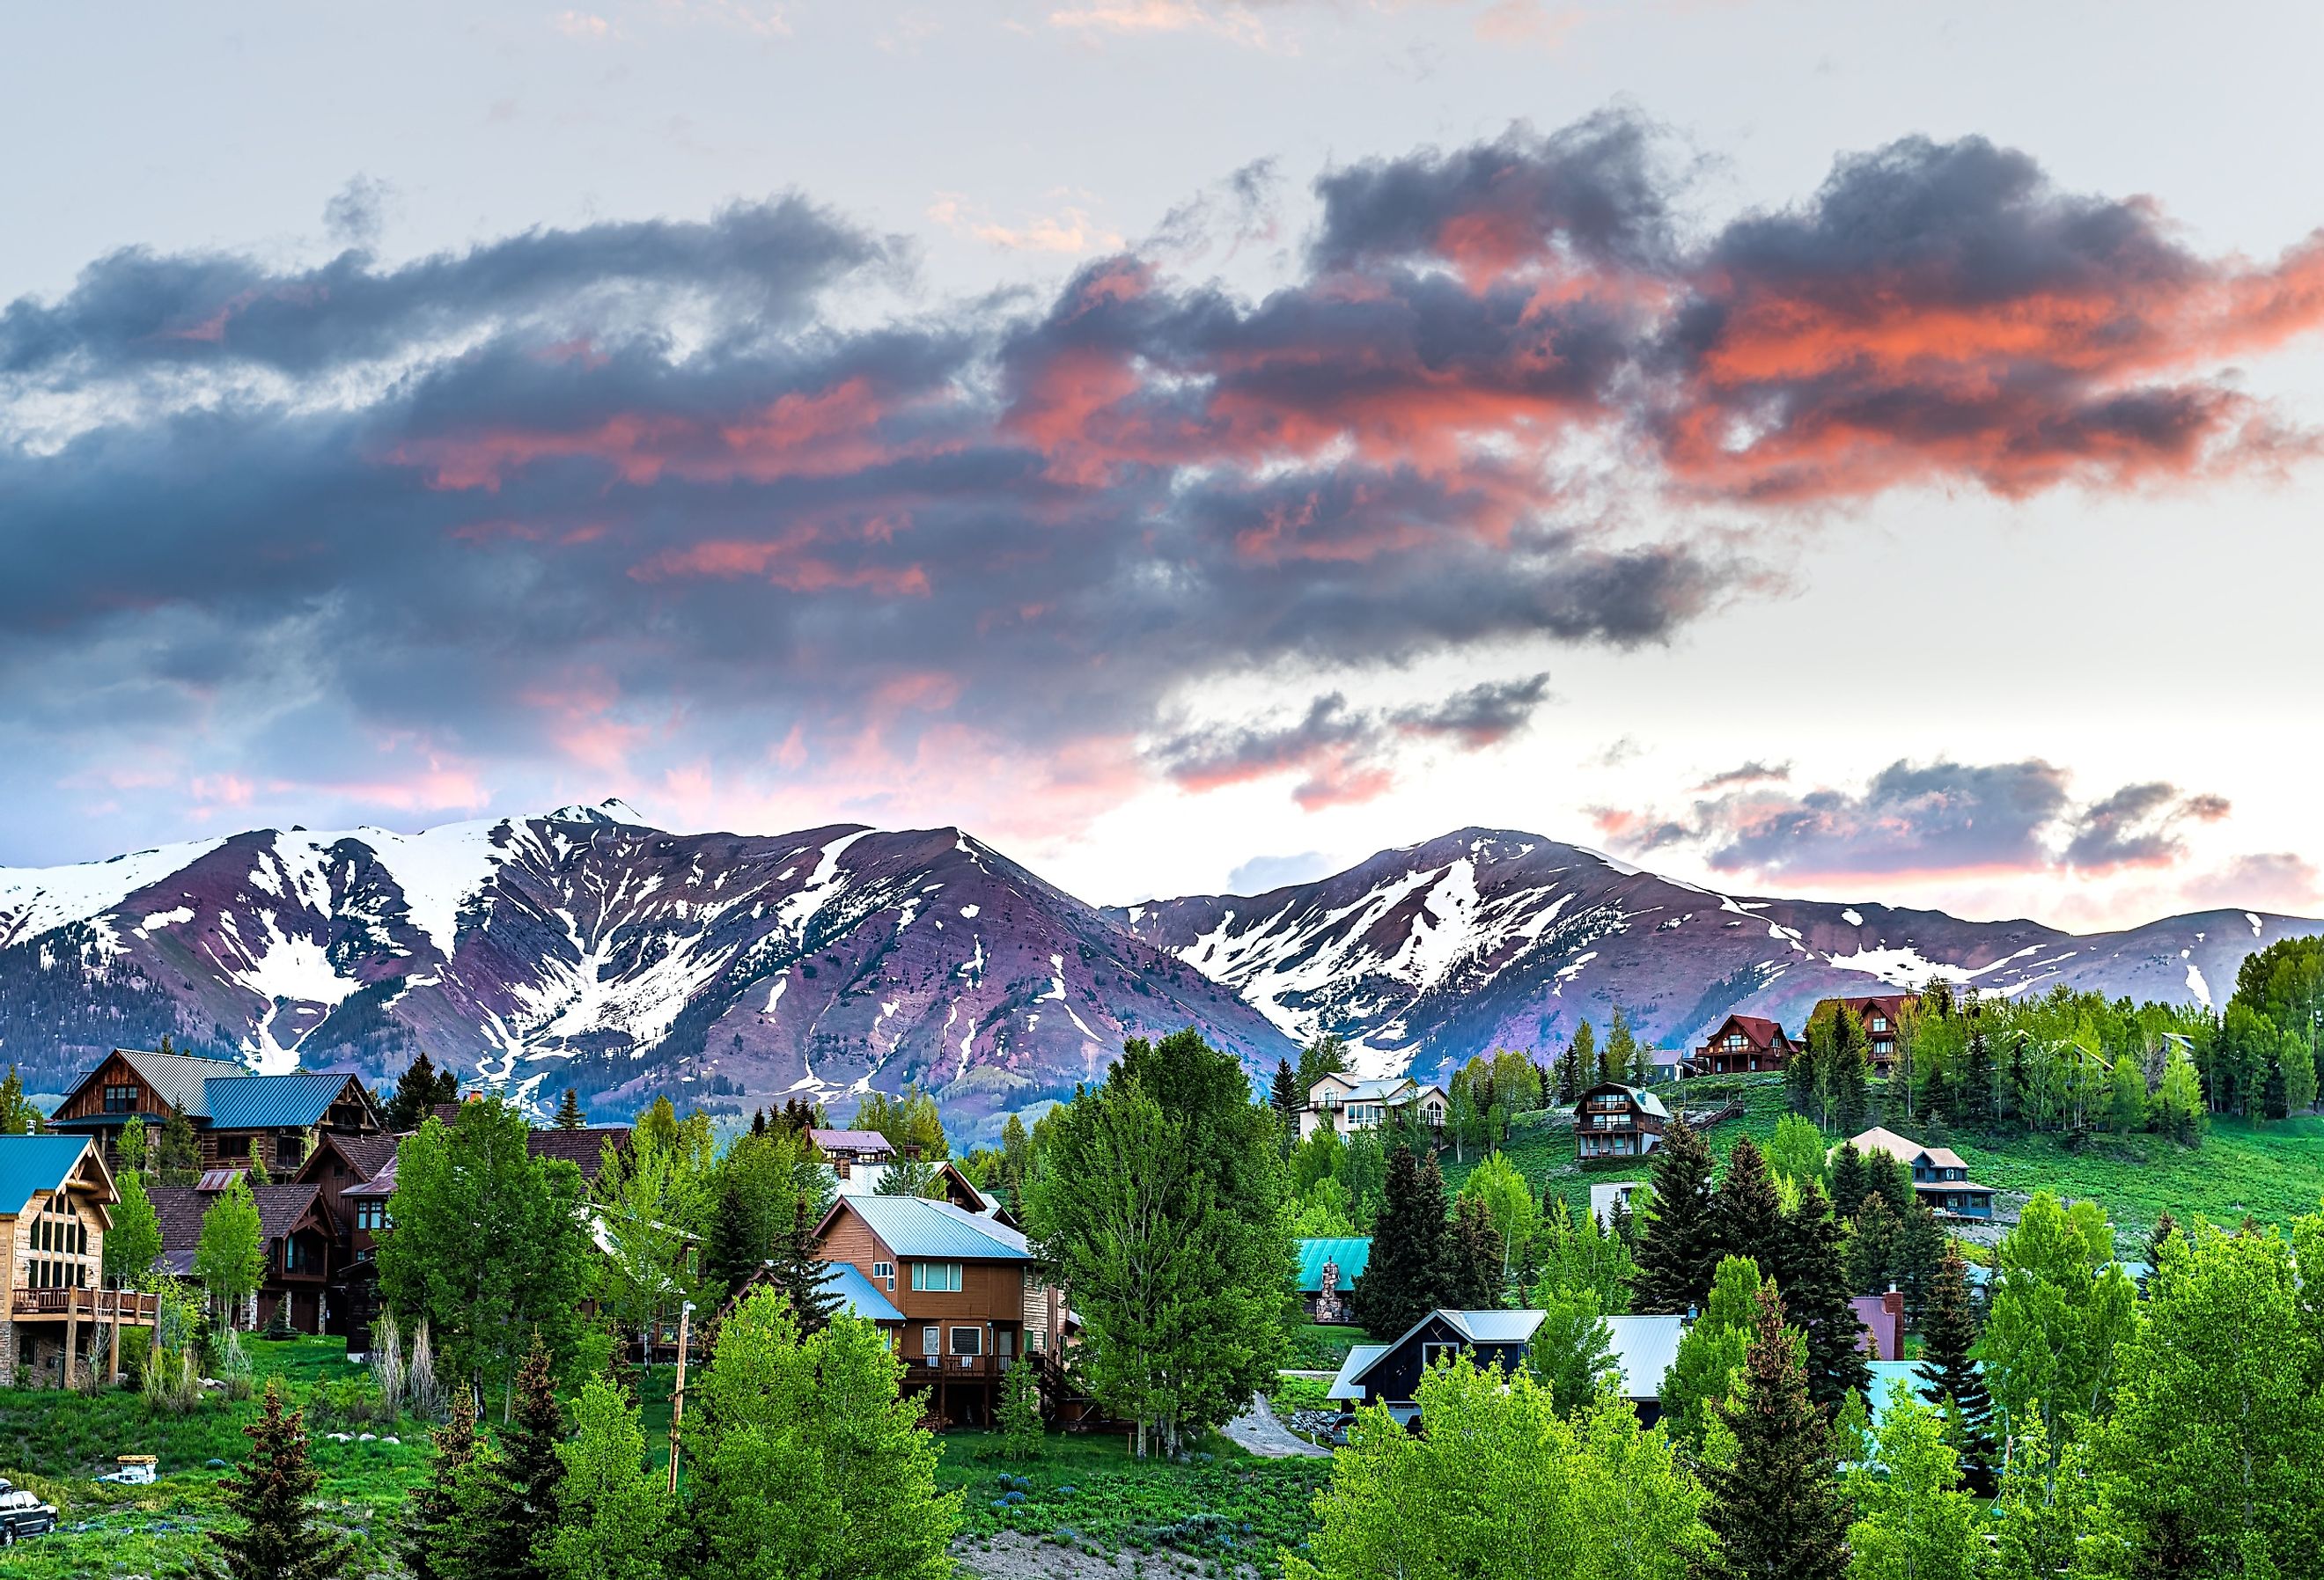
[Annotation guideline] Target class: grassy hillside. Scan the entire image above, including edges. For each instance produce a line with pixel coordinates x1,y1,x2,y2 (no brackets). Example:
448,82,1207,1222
1440,1075,2324,1249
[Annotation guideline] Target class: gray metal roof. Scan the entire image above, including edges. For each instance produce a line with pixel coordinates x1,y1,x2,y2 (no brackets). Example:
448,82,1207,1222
1441,1309,1548,1346
1327,1343,1392,1400
832,1194,1031,1260
1603,1314,1687,1400
114,1047,245,1118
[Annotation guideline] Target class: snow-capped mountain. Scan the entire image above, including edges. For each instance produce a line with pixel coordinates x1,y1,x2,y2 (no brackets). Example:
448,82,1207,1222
0,802,1290,1130
3,814,2316,1128
1107,828,2324,1084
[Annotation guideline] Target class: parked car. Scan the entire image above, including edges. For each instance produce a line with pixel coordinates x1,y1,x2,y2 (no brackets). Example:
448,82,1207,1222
0,1480,58,1544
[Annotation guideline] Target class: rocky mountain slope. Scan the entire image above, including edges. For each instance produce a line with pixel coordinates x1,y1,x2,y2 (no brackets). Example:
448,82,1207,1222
3,812,2315,1128
0,802,1290,1130
1107,828,2324,1084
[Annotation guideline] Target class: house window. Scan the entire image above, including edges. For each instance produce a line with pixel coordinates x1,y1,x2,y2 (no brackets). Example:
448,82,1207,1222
276,1136,303,1169
949,1326,983,1356
103,1084,140,1113
1870,1017,1889,1033
911,1261,963,1293
872,1260,895,1290
356,1201,388,1231
1420,1341,1460,1369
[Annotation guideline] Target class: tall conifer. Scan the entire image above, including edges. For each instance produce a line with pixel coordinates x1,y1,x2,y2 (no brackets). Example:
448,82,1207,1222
1712,1135,1784,1273
553,1089,585,1130
1915,1246,1996,1495
404,1384,479,1580
1629,1114,1718,1314
1702,1286,1852,1580
1351,1145,1450,1337
1773,1180,1872,1415
212,1379,352,1580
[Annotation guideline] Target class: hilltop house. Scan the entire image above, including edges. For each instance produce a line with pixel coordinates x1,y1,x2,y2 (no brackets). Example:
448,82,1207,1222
812,1194,1059,1427
0,1135,158,1388
48,1047,383,1174
1843,1127,1996,1219
1574,1083,1669,1161
1811,995,1919,1073
150,1175,342,1334
1300,1075,1448,1141
1327,1308,1544,1425
1691,1014,1798,1076
808,1128,901,1175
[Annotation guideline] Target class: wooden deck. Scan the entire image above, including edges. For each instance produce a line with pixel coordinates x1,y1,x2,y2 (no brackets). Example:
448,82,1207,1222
11,1287,161,1322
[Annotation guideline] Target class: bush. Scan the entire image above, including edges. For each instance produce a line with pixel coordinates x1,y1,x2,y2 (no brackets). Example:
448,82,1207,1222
1269,1375,1334,1414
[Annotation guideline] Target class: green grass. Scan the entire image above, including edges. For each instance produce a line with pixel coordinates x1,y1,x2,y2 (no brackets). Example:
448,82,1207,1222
1283,1320,1356,1371
1953,1113,2324,1242
938,1427,1327,1569
1269,1374,1334,1414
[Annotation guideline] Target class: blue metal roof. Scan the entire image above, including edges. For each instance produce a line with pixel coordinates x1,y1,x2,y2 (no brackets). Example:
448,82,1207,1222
1295,1237,1372,1293
820,1261,904,1324
0,1136,96,1215
836,1195,1031,1260
201,1072,357,1131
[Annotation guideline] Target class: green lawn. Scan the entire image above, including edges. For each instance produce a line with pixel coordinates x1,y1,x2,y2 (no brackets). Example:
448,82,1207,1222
0,1338,427,1579
1953,1113,2324,1241
938,1427,1327,1570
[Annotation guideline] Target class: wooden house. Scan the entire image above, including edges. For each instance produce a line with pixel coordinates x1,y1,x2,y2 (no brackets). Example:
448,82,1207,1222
1327,1309,1544,1425
1843,1127,1996,1219
526,1126,633,1190
149,1177,342,1334
807,1128,901,1177
48,1047,383,1173
1810,995,1919,1072
1574,1082,1669,1161
812,1194,1051,1427
1691,1014,1798,1075
0,1135,158,1388
292,1134,399,1349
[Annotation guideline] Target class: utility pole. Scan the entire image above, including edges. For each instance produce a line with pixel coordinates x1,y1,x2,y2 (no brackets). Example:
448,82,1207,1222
666,1301,695,1495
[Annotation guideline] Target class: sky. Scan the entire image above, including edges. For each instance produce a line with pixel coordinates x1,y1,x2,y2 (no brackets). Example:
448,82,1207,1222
4,0,2323,931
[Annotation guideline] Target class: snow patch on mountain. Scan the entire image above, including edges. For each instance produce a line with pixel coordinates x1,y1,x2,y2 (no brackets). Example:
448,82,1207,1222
0,837,227,948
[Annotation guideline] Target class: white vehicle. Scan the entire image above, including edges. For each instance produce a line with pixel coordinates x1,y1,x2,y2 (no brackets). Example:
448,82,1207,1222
0,1481,59,1545
97,1454,158,1486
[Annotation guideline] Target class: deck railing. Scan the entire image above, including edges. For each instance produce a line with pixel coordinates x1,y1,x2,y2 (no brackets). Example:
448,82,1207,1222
10,1287,161,1321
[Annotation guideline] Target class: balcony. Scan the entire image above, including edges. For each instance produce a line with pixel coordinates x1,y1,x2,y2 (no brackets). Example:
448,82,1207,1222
902,1353,1026,1386
11,1287,160,1322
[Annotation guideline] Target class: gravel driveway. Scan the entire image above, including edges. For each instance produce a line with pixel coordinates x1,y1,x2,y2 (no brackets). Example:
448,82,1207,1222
1219,1393,1331,1459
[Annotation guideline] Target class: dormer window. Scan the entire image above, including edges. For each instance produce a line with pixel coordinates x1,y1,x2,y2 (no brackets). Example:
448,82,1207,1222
103,1084,140,1113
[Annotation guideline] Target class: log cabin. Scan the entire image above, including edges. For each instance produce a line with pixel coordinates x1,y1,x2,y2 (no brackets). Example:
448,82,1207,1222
47,1047,383,1174
1574,1082,1669,1161
1809,995,1919,1073
0,1135,158,1388
1691,1014,1798,1075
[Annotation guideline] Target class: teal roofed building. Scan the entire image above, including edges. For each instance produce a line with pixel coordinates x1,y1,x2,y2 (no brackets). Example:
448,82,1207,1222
1297,1237,1370,1324
46,1047,383,1178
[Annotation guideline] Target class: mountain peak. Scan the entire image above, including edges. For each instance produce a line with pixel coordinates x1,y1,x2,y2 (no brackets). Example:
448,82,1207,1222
543,797,646,827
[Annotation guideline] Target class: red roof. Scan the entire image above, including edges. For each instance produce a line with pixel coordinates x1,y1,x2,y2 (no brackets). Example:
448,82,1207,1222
1703,1013,1791,1051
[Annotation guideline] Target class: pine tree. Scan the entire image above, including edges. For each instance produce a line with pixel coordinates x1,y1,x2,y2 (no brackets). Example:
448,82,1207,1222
1833,1045,1870,1135
404,1382,479,1580
1269,1057,1303,1153
1567,1022,1596,1099
1893,1204,1946,1326
1958,1020,1994,1127
0,1064,36,1134
466,1332,564,1580
1828,1143,1865,1221
762,1195,840,1334
158,1101,202,1186
1771,1180,1872,1416
386,1053,452,1132
1915,1246,1996,1495
1845,1191,1901,1295
1350,1145,1450,1338
1629,1114,1719,1314
1442,1194,1504,1309
1712,1135,1785,1275
1601,1009,1635,1087
1701,1286,1852,1580
2141,1210,2179,1294
702,1177,763,1299
554,1089,585,1131
210,1378,353,1580
997,1353,1045,1462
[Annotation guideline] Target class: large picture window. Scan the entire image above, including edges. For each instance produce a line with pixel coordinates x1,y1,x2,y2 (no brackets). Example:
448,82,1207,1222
910,1260,963,1293
949,1326,983,1356
103,1084,140,1113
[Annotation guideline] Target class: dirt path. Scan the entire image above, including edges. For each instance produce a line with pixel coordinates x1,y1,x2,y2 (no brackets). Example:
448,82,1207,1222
1219,1392,1330,1459
953,1531,1264,1580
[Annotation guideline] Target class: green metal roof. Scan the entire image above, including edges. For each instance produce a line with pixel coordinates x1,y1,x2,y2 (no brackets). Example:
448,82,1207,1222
202,1072,358,1131
0,1136,96,1215
1295,1237,1371,1293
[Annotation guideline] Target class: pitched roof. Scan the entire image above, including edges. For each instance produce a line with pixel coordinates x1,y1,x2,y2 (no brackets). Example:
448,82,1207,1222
526,1127,630,1182
196,1168,246,1193
1844,1126,1929,1167
1603,1314,1687,1401
1582,1083,1671,1119
203,1071,365,1131
821,1194,1032,1261
808,1128,894,1155
1709,1013,1791,1048
1294,1237,1372,1294
1327,1343,1394,1401
114,1047,246,1118
149,1180,329,1254
0,1135,99,1215
300,1131,398,1185
1342,1307,1548,1392
345,1150,399,1198
820,1261,904,1324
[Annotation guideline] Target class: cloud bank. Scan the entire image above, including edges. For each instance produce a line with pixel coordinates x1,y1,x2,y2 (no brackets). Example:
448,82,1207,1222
4,111,2321,845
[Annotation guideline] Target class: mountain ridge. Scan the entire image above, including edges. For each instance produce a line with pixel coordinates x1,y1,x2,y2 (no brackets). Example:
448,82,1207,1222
3,811,2315,1131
